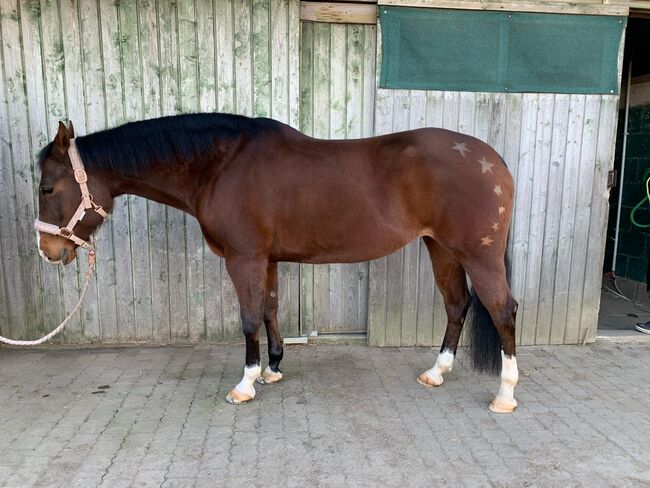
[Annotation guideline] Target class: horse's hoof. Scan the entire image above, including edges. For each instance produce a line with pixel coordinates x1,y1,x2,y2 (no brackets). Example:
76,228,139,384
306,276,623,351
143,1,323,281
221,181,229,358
417,372,444,387
488,397,517,414
225,388,254,405
256,367,283,385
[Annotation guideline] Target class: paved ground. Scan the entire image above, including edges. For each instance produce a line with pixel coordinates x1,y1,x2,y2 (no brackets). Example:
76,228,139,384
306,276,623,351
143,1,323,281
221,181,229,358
0,343,649,488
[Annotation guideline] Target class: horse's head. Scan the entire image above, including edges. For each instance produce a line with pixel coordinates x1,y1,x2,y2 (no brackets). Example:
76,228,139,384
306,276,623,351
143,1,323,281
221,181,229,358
36,121,112,265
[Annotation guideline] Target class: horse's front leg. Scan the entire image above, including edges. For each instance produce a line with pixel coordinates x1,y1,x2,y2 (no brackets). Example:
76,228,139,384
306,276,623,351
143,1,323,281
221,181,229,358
257,262,284,385
224,255,268,404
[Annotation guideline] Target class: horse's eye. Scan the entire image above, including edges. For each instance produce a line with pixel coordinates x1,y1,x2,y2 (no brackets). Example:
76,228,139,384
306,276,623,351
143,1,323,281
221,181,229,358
40,186,53,195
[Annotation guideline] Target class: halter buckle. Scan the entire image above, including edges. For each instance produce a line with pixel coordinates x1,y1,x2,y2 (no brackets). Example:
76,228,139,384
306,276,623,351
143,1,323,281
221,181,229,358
59,228,73,238
74,168,88,184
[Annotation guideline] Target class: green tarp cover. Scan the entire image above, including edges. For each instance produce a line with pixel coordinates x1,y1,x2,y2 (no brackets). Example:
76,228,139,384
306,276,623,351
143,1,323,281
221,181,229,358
379,7,625,94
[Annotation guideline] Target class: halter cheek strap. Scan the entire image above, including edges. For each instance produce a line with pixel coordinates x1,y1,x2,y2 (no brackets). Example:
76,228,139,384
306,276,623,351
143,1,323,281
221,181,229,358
34,138,109,251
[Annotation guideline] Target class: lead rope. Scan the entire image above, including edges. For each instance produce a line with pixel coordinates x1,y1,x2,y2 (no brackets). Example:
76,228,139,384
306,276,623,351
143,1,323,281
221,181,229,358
0,251,95,346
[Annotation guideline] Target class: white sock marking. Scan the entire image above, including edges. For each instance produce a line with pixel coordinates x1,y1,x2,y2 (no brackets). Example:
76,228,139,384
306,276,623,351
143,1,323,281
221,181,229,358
235,364,261,398
495,350,518,405
422,348,455,384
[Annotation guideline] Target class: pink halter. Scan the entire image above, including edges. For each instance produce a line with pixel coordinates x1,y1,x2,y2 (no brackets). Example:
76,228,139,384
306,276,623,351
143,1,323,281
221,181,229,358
34,138,109,251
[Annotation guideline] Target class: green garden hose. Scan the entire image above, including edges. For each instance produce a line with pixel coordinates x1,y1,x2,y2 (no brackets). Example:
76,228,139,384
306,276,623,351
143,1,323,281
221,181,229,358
631,175,650,228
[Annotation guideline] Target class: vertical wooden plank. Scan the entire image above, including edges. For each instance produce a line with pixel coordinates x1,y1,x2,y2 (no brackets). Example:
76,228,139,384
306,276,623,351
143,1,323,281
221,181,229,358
12,0,45,339
216,0,235,114
137,0,169,342
252,0,270,117
268,1,299,337
158,0,189,341
298,20,314,335
520,93,553,345
58,0,100,342
217,2,240,340
384,89,411,346
345,23,365,333
473,92,491,142
178,0,205,341
361,24,375,139
20,0,63,335
0,240,8,334
442,91,459,131
234,0,252,115
510,94,538,344
299,21,313,135
271,0,288,122
120,0,154,342
327,23,347,332
535,94,570,344
77,0,107,341
550,95,586,344
0,3,27,338
367,88,393,345
400,90,426,346
458,91,475,136
581,96,618,343
502,93,523,302
198,0,222,340
287,0,300,129
566,95,601,344
197,0,216,112
100,0,133,342
311,21,330,333
40,0,84,342
414,91,443,346
487,93,507,161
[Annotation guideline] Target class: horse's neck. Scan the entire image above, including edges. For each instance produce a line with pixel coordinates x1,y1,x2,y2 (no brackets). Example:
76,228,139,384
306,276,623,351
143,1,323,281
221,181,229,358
103,167,201,215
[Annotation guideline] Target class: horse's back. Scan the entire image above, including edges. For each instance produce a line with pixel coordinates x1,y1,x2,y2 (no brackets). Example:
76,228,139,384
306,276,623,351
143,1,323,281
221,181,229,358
208,125,513,263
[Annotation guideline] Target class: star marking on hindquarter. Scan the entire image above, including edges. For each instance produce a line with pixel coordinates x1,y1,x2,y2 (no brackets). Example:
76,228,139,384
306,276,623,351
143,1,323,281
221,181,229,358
498,206,506,216
478,157,494,174
493,184,503,196
491,222,500,232
452,141,470,157
481,236,494,247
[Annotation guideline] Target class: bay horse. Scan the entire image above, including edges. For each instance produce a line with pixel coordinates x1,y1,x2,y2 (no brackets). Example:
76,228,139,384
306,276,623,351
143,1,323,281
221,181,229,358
35,114,519,413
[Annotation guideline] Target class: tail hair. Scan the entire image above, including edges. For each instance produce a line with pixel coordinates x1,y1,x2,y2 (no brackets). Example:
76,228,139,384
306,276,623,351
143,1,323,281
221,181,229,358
467,253,512,375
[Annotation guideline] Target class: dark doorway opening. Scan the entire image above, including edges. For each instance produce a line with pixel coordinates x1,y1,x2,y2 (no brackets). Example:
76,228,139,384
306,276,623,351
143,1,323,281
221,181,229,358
600,17,650,334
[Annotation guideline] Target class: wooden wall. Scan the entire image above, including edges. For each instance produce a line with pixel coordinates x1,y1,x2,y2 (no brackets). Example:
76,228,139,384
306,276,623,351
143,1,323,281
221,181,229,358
0,1,622,346
368,90,619,346
0,0,300,343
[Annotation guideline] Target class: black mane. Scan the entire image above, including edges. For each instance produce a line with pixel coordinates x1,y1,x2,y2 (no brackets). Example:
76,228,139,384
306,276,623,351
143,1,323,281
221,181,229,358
37,113,282,174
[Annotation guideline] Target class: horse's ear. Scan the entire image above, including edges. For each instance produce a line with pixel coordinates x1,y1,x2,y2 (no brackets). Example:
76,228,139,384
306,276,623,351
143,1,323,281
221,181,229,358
53,121,70,150
67,120,75,139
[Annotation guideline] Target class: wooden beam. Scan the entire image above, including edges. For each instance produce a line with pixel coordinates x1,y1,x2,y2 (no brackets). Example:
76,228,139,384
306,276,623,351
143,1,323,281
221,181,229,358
377,1,629,16
300,2,378,24
630,0,650,10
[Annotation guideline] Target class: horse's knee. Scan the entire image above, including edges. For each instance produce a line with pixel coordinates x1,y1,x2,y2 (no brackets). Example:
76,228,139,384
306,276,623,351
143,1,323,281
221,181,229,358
242,319,261,338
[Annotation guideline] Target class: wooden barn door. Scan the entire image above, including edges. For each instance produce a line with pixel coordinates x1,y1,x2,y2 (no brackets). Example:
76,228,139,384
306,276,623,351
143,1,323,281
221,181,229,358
298,19,377,335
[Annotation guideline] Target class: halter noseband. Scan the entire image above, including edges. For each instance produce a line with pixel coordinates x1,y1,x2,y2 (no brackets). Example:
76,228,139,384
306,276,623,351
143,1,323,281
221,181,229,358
34,138,109,251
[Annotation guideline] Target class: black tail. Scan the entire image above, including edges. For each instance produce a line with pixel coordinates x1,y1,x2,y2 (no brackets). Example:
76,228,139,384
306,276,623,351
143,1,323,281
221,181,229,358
467,253,512,375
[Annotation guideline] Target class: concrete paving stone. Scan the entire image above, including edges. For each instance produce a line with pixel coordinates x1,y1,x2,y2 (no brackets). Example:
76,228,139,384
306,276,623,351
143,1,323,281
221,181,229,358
1,343,650,487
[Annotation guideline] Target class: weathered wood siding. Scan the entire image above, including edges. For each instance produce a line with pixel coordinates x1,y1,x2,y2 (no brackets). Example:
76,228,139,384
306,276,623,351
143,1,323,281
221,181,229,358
368,89,619,346
1,2,622,346
299,20,376,334
0,0,300,343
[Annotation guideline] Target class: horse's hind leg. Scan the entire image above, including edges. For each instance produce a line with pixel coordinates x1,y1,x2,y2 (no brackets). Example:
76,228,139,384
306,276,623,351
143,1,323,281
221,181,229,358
257,262,284,385
464,259,519,413
417,237,470,387
224,256,268,404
